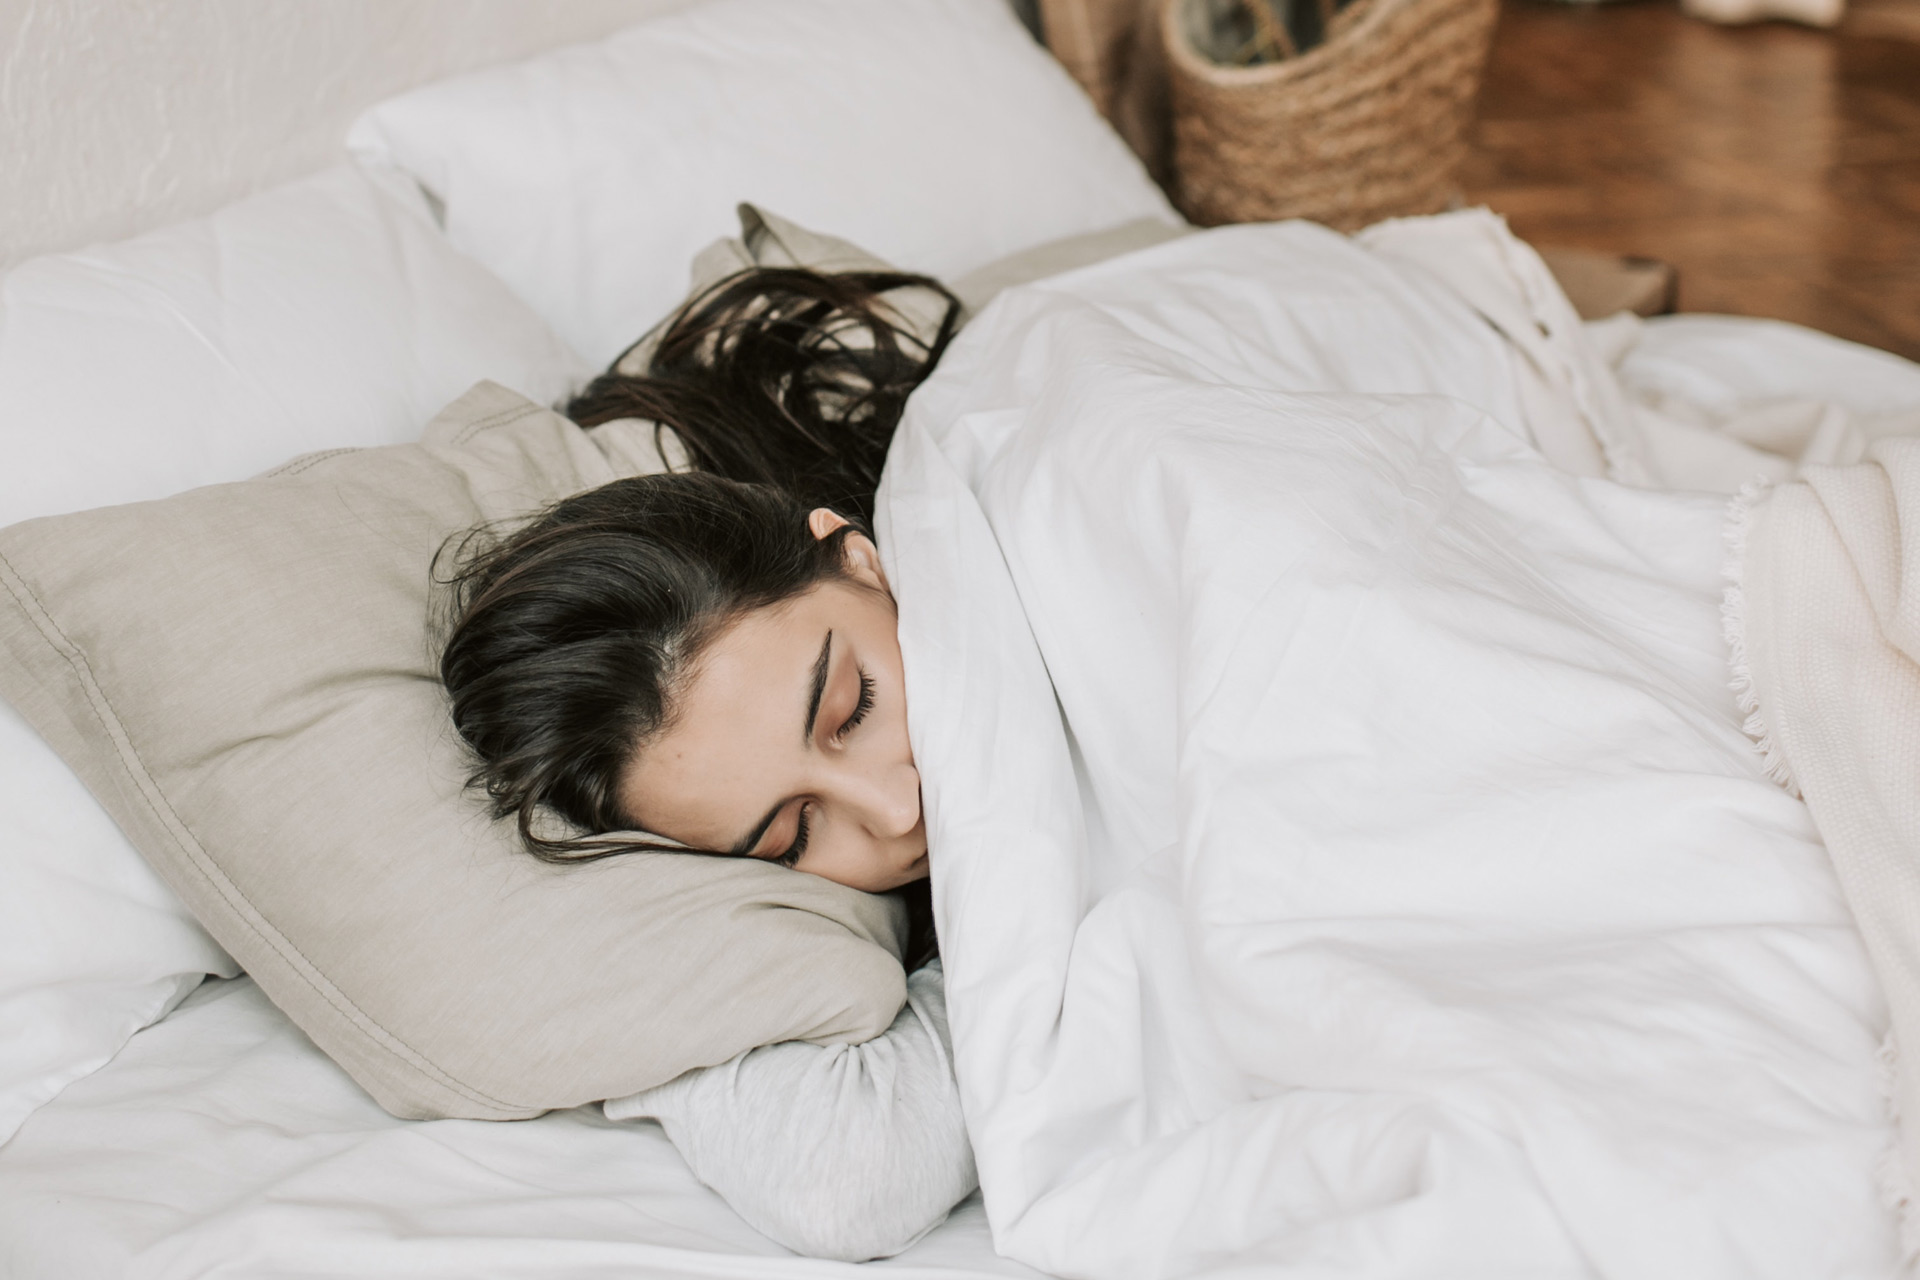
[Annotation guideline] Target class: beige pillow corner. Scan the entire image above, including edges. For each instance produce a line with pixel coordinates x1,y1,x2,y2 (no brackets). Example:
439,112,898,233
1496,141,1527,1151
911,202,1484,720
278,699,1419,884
0,380,908,1121
612,204,1190,384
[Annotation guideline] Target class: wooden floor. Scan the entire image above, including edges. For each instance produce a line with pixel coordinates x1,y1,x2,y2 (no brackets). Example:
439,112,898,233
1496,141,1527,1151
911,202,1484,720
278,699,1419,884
1461,0,1920,360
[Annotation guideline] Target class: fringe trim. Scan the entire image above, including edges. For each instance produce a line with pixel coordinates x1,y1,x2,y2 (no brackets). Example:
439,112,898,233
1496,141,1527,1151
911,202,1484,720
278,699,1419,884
1720,480,1800,797
1875,1031,1920,1266
1724,486,1916,1265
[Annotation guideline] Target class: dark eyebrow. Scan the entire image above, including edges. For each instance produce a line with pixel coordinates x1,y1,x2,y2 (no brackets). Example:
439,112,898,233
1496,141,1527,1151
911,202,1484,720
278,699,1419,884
729,801,784,859
802,630,833,744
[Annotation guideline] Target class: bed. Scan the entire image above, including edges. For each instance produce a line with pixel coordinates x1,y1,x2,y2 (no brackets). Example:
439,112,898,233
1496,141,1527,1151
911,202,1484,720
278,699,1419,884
4,2,1919,1277
0,976,1036,1280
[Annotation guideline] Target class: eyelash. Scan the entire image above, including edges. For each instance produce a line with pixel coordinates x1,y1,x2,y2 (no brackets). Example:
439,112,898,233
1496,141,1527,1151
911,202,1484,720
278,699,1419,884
776,806,811,868
835,668,875,743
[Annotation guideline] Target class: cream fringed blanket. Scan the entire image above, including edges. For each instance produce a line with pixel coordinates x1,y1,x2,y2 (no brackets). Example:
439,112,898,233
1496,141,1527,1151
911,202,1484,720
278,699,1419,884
1731,439,1920,1248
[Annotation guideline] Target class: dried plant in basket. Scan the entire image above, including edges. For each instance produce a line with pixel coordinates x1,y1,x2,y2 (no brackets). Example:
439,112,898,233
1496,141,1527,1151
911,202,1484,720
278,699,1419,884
1163,0,1499,230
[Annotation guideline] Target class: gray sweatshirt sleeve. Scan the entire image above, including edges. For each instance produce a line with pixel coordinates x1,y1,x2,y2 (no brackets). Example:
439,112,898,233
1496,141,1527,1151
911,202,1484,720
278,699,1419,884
602,960,976,1262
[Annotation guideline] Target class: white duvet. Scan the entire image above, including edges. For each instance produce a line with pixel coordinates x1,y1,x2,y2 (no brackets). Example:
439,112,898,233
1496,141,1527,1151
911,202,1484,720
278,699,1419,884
878,222,1899,1278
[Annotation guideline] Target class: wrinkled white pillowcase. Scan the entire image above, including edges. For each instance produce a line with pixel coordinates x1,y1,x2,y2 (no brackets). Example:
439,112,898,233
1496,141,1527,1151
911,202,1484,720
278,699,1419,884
0,162,589,1146
347,0,1179,367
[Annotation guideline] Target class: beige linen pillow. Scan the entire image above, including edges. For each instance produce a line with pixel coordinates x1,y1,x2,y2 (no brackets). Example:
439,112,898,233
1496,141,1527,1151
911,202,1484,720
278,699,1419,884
946,216,1191,317
0,381,908,1122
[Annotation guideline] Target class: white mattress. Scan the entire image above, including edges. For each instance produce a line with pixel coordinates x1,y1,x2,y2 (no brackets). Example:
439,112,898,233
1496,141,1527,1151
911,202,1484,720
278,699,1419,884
0,978,1039,1279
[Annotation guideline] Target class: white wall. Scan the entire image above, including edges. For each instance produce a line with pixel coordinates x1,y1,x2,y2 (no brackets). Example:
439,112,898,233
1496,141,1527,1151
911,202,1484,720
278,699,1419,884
0,0,692,269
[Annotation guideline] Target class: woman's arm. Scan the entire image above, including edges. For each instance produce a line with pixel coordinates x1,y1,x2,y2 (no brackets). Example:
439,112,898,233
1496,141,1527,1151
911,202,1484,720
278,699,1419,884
603,961,975,1261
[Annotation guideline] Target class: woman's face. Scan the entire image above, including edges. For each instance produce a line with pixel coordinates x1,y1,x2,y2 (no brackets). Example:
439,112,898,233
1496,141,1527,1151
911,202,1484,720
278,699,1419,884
616,511,927,894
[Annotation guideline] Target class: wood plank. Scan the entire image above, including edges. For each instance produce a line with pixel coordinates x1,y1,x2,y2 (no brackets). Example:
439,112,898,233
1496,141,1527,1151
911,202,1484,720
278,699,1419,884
1462,0,1920,359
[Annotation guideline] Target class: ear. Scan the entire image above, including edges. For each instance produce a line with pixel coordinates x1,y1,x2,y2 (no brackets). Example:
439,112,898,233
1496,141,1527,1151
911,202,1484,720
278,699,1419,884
808,507,888,592
807,508,849,540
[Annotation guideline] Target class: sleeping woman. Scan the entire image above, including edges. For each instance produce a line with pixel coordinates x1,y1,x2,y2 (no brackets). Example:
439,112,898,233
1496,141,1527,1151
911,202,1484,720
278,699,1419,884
436,268,976,1261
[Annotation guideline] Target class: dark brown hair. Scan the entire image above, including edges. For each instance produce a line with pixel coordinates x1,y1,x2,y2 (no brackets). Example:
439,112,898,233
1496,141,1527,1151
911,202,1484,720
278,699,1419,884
567,267,960,531
437,267,959,865
437,473,857,862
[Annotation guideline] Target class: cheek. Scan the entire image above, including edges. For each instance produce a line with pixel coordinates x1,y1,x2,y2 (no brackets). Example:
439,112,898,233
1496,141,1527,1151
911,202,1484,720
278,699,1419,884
882,672,916,761
871,638,913,751
617,750,736,847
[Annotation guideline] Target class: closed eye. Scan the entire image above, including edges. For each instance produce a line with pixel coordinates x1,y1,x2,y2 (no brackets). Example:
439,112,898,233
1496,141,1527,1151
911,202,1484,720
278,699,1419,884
835,667,875,742
775,804,812,868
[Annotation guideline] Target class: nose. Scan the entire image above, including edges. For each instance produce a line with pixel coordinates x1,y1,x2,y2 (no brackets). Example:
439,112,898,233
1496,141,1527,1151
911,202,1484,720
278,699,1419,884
835,757,921,839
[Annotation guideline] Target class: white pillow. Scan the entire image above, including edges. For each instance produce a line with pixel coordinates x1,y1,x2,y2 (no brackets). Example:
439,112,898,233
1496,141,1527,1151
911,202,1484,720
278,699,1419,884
346,0,1179,367
0,162,589,1146
1620,314,1920,422
0,165,587,525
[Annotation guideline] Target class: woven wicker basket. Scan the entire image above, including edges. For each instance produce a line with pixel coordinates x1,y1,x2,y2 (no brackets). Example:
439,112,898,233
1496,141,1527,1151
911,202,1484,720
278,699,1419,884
1164,0,1499,231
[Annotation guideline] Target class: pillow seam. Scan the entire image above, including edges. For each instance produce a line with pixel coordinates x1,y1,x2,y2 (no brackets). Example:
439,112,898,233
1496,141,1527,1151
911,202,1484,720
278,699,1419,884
264,448,362,479
0,548,525,1113
447,400,546,446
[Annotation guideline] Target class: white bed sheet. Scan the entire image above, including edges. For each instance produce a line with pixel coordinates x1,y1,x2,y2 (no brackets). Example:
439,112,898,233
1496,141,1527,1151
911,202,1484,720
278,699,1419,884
0,978,1038,1280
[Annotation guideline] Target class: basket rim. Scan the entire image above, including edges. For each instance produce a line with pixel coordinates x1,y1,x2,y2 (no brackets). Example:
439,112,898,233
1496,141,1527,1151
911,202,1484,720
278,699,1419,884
1161,0,1446,87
